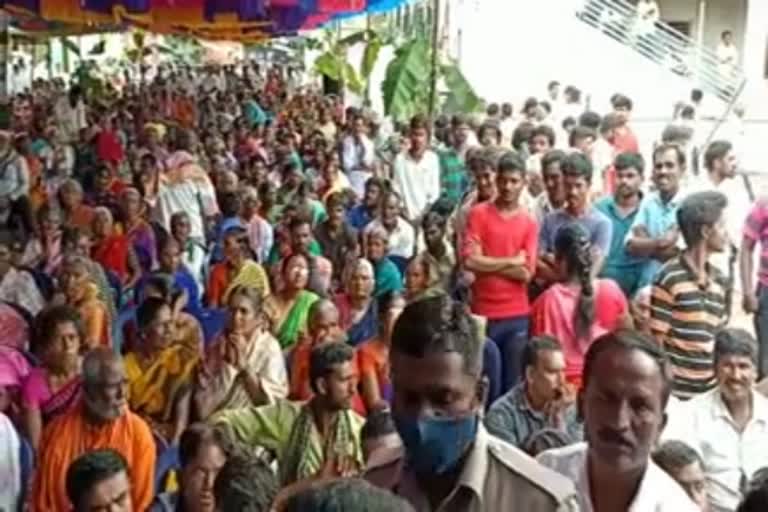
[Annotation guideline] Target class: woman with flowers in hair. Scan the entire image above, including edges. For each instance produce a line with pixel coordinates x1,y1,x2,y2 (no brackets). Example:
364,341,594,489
530,223,631,388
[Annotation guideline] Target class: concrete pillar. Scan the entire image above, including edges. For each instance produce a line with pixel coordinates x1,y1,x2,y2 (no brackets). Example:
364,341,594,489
743,0,768,82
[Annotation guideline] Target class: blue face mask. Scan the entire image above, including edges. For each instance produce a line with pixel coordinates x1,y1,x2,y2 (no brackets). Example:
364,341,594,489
394,413,478,475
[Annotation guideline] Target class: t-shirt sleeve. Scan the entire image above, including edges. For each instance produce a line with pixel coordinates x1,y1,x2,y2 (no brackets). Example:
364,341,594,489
744,201,767,242
593,214,613,255
461,205,483,260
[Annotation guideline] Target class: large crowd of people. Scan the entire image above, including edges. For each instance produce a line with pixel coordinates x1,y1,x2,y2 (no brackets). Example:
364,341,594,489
0,60,766,512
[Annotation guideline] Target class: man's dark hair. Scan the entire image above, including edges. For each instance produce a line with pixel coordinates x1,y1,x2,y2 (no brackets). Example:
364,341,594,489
391,296,482,377
283,478,415,512
614,152,645,174
611,93,633,111
522,335,562,369
421,210,447,232
213,455,278,512
486,103,500,116
677,190,727,247
541,150,567,174
530,125,556,146
578,111,601,130
583,329,672,408
691,89,703,103
680,105,695,120
219,191,241,218
652,440,702,475
451,113,471,128
653,142,687,167
568,125,596,148
512,122,535,151
497,151,526,176
738,486,768,512
309,343,355,393
521,428,572,457
179,423,230,468
599,112,623,135
704,140,734,170
478,121,502,144
361,409,397,441
548,80,560,90
714,328,758,365
66,449,129,512
523,97,539,113
561,152,593,183
409,113,430,132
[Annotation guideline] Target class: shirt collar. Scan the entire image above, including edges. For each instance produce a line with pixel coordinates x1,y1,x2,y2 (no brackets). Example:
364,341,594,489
710,388,768,424
456,423,491,503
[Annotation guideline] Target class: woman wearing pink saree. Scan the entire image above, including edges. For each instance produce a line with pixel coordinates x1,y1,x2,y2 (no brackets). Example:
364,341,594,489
20,305,83,450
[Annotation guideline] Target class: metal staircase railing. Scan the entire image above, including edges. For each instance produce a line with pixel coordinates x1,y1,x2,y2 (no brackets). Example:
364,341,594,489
574,0,746,103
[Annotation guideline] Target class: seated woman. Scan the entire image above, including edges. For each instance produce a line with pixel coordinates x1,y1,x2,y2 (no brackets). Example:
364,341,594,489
531,223,631,389
207,228,271,309
91,207,141,290
124,273,204,355
404,256,441,303
335,259,377,347
125,297,198,447
364,227,403,298
20,305,82,451
21,205,63,276
57,179,94,230
358,292,406,411
153,237,202,317
263,253,319,350
194,286,288,419
58,255,112,350
120,187,157,273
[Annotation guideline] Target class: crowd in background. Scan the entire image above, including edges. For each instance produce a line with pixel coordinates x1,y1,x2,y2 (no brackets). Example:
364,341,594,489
0,61,767,512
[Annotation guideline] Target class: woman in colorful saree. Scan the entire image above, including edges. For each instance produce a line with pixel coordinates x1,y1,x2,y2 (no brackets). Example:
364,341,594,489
207,227,271,308
263,253,319,350
120,187,157,274
357,291,406,411
91,207,141,289
124,297,198,446
194,286,288,420
59,255,112,350
57,179,94,231
335,258,377,347
20,305,83,451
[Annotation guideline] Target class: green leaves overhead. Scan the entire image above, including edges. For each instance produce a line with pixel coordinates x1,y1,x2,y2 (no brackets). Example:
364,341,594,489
61,37,81,58
361,35,381,81
441,62,483,115
381,38,431,122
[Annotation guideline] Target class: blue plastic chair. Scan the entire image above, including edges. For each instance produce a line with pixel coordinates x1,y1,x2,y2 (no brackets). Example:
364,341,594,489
112,306,137,355
154,445,180,495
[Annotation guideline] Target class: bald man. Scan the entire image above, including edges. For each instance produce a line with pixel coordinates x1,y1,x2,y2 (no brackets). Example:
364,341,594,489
33,349,156,512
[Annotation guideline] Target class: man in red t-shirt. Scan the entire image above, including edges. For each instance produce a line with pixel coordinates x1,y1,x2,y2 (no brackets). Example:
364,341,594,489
462,152,539,391
611,93,639,154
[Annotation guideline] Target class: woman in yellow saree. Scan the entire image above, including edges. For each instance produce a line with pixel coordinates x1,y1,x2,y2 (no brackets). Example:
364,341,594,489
263,253,319,350
194,285,288,419
124,297,198,446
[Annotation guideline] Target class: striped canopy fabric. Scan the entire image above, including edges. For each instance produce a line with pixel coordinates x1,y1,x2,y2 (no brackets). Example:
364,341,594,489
0,0,410,40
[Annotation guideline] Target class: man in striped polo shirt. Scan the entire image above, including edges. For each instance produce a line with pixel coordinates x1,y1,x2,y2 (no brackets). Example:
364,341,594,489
650,191,729,399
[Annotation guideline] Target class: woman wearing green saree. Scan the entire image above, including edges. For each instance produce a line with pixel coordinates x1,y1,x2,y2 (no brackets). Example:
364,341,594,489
263,253,319,350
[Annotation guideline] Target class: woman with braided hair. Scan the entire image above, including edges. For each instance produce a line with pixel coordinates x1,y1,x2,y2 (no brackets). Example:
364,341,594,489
531,222,631,388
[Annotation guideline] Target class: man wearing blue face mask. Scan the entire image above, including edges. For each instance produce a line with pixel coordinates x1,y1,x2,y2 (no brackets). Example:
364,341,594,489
365,296,580,511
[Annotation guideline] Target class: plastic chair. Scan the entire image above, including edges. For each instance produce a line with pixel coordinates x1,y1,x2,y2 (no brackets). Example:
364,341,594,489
112,306,137,355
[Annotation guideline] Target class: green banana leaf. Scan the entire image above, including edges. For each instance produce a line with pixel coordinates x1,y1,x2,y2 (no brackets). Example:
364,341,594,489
381,38,431,122
441,62,483,114
361,35,381,81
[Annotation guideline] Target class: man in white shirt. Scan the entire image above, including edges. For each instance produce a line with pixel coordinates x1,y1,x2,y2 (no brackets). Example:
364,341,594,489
392,115,441,222
663,328,768,512
340,114,375,199
717,30,739,77
537,329,700,511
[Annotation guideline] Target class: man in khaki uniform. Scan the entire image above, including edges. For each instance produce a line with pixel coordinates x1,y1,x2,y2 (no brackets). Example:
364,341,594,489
365,296,580,511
